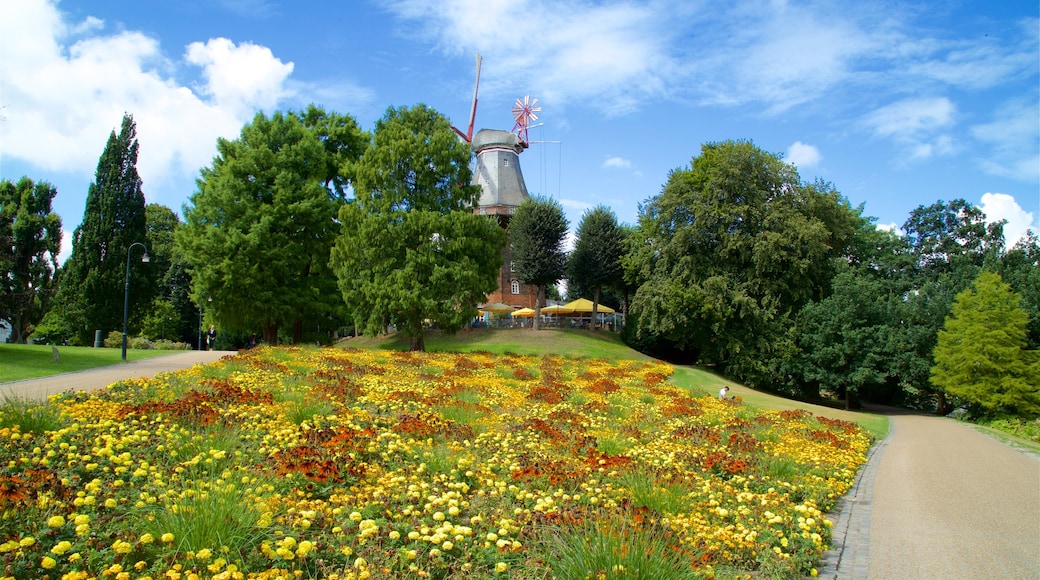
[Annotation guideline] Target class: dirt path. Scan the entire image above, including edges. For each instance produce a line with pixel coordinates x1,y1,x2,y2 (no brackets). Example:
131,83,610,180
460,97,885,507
825,408,1040,579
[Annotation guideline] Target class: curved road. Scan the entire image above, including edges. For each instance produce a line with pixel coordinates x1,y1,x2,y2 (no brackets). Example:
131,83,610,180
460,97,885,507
4,354,1038,578
825,408,1040,579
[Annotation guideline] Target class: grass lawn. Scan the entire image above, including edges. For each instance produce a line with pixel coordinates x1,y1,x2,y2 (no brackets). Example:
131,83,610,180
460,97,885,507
0,343,176,383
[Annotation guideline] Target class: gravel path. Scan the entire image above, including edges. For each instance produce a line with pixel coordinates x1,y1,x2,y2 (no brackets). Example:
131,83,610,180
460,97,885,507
823,407,1040,579
0,350,236,400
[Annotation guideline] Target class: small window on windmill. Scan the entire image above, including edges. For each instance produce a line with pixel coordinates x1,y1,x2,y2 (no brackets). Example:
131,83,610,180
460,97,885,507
511,280,520,294
510,261,515,272
503,159,510,167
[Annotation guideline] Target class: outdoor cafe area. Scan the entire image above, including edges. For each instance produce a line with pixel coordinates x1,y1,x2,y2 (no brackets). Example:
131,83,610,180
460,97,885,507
475,298,622,331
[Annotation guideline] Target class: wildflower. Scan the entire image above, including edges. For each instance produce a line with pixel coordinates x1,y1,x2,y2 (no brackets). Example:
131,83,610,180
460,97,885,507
161,533,175,544
47,515,66,528
496,562,509,573
19,537,35,547
41,556,57,569
51,541,73,555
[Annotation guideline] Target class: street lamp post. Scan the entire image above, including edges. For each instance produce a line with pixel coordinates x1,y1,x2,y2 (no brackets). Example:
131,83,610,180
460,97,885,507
197,294,211,350
122,242,149,361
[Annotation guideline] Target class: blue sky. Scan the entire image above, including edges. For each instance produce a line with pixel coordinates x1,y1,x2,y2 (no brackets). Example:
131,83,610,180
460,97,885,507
2,0,1037,264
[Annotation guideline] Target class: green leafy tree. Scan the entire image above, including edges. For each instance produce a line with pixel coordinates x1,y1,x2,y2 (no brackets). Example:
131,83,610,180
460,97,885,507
999,231,1040,348
568,205,623,330
42,114,148,344
931,271,1040,417
898,198,1007,412
331,104,505,351
0,177,62,343
178,106,365,345
628,140,862,385
509,197,569,330
141,204,196,343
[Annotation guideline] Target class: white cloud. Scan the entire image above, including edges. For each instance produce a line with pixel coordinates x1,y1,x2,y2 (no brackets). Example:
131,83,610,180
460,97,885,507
0,0,297,208
876,222,901,234
602,156,632,169
786,141,821,168
971,98,1040,183
863,97,957,160
979,192,1035,247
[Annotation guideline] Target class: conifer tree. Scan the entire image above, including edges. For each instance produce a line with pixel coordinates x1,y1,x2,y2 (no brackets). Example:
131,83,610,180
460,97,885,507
931,271,1040,417
44,114,148,344
510,197,569,330
568,205,623,330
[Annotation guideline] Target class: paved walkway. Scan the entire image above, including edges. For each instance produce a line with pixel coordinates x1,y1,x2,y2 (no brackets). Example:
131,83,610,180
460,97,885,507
0,350,237,400
821,407,1040,579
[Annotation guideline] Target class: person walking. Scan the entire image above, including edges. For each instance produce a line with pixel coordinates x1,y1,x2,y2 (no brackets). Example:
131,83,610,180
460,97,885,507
206,325,217,350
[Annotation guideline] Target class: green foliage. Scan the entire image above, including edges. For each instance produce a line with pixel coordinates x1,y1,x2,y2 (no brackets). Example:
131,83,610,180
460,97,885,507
538,513,702,580
568,205,623,322
0,177,62,343
999,231,1040,348
509,196,569,329
628,140,863,386
178,105,364,345
331,104,506,351
931,271,1040,417
45,114,148,345
0,395,61,433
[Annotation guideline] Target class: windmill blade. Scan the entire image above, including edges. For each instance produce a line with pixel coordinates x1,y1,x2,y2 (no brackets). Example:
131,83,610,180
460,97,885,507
466,53,482,141
451,53,482,142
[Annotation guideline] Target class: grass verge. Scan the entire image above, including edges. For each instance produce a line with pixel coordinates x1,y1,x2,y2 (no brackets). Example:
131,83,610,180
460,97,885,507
0,344,178,382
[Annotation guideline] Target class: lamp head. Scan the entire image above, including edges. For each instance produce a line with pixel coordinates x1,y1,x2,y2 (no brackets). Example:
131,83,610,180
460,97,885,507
141,252,150,263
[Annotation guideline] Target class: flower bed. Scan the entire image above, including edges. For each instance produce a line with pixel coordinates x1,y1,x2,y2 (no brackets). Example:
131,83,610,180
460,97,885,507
0,346,871,579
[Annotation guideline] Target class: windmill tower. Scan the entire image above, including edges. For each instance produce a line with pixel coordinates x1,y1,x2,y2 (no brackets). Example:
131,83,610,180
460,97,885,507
451,54,542,310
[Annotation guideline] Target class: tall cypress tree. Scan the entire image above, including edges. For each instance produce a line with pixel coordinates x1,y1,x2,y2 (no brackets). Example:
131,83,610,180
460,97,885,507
48,114,148,344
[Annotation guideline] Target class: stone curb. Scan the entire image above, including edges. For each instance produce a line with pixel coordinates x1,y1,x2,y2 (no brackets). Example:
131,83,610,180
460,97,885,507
817,422,894,579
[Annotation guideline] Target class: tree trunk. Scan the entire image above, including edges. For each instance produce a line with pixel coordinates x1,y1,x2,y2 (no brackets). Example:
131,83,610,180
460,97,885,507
591,285,601,331
262,323,278,346
533,285,544,331
410,332,425,352
292,317,303,344
935,391,950,416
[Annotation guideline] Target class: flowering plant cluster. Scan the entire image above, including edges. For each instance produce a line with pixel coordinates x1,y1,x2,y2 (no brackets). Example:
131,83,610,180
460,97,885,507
0,346,871,579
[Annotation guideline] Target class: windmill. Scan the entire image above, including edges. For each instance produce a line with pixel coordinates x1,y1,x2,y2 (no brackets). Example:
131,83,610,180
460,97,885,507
451,54,541,309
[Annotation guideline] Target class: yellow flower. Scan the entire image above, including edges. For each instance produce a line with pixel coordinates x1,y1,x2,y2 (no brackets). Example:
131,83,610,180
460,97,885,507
41,556,57,569
47,515,66,528
51,541,72,555
161,533,175,544
140,533,155,544
496,562,509,573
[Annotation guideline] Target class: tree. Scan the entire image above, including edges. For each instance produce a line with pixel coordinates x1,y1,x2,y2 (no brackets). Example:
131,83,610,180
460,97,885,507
568,205,623,330
41,114,148,344
628,140,862,385
141,204,196,343
178,106,365,345
509,197,569,330
0,177,62,343
999,231,1040,348
931,271,1040,418
898,198,1007,412
331,104,505,351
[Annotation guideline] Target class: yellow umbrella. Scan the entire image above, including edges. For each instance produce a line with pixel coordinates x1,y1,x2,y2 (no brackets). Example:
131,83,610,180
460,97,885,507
510,308,536,317
541,304,574,314
562,298,615,314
